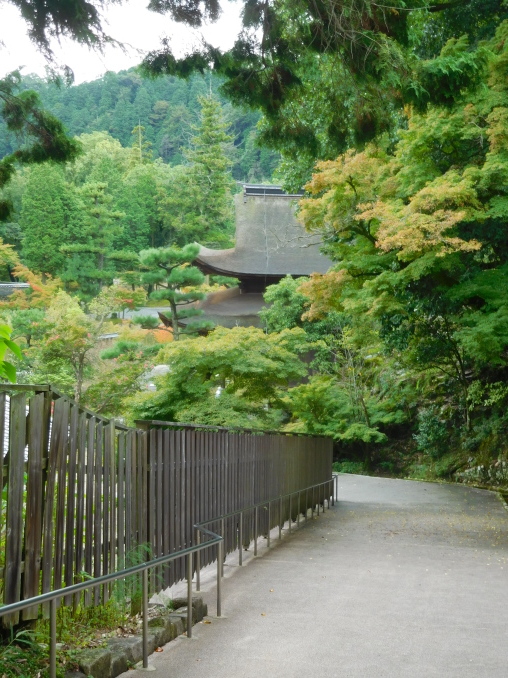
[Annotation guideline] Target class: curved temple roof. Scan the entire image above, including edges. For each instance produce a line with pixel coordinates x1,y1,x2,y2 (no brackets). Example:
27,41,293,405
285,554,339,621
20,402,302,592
195,187,332,279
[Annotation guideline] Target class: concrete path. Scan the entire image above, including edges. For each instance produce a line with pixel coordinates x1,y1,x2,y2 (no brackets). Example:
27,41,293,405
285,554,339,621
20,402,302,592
121,475,508,678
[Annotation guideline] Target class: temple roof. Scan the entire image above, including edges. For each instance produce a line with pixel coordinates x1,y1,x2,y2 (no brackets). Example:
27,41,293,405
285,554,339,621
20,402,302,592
195,186,332,279
175,288,267,329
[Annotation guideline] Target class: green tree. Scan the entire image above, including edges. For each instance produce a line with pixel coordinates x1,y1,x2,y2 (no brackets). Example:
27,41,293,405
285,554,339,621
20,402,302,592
61,182,135,297
83,334,160,417
297,22,508,447
116,161,168,251
27,291,99,399
139,243,212,340
129,325,309,427
0,238,20,280
261,277,407,453
159,95,235,247
19,163,81,279
140,0,506,183
260,276,309,332
0,71,81,220
129,124,153,167
0,324,22,382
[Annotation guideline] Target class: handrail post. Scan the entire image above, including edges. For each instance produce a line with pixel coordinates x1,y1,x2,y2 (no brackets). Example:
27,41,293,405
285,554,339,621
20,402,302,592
238,511,243,566
279,496,283,539
305,487,308,522
254,506,258,556
217,538,223,617
322,482,326,512
221,518,225,577
297,491,301,527
267,501,271,548
187,553,193,638
317,484,320,515
289,493,292,533
50,598,57,678
142,568,149,669
196,531,201,591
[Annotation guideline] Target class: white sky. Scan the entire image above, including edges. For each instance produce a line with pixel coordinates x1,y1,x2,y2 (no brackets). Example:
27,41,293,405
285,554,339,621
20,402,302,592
0,0,243,84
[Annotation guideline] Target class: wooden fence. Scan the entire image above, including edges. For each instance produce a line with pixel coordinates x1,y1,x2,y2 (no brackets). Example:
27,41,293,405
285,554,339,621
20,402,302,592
0,385,333,625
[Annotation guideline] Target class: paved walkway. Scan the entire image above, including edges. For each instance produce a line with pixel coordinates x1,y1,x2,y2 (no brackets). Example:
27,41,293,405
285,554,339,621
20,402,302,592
121,475,508,678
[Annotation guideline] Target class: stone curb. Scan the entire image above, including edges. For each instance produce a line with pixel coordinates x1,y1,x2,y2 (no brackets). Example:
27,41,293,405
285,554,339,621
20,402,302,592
498,491,508,511
65,596,207,678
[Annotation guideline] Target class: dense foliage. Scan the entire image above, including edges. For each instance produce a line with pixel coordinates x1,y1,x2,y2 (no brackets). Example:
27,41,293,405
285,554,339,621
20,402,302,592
288,20,508,476
1,0,507,486
0,70,279,183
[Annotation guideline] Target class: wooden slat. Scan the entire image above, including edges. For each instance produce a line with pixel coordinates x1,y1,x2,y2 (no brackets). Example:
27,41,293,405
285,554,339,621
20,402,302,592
147,429,156,575
84,416,95,607
93,422,103,605
124,431,133,558
41,397,65,615
0,392,6,547
109,424,117,589
155,427,163,587
134,431,141,550
162,429,170,586
3,394,26,625
168,429,176,586
74,412,87,608
102,421,111,602
187,430,194,565
23,393,45,619
63,404,79,605
117,432,125,573
139,430,148,550
53,399,70,596
175,431,183,581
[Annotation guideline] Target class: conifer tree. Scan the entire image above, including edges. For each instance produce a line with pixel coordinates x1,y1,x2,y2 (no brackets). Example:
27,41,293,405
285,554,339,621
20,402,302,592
139,243,213,340
129,124,153,167
159,95,235,247
61,182,136,298
20,163,81,279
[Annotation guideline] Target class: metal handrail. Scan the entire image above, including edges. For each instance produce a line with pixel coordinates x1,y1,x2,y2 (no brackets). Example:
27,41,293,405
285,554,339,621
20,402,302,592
0,476,339,678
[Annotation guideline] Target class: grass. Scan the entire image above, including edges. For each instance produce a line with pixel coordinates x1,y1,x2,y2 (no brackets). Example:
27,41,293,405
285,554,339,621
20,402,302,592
333,460,368,475
0,599,138,677
0,629,50,678
0,545,161,677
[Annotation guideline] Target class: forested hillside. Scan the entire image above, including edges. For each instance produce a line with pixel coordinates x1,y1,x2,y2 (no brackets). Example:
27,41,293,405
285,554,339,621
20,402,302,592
0,69,279,182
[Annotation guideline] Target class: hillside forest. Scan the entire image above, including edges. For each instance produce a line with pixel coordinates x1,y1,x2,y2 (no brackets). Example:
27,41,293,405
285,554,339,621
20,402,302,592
1,2,508,488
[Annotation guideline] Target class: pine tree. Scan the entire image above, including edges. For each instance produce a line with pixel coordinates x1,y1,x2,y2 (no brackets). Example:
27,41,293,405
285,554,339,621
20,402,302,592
139,243,213,340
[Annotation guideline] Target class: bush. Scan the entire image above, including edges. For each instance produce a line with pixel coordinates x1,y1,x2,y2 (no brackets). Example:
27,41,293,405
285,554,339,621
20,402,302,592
413,407,449,459
131,315,160,330
332,460,367,475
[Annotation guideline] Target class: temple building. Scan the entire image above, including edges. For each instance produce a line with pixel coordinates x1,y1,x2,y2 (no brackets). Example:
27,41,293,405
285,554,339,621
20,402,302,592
188,184,333,328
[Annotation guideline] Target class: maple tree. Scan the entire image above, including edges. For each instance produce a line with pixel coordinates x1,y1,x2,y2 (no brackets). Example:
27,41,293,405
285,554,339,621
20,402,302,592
297,22,508,443
129,325,309,428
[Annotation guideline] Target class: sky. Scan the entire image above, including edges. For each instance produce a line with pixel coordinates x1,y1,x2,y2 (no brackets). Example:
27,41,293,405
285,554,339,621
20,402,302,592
1,0,243,84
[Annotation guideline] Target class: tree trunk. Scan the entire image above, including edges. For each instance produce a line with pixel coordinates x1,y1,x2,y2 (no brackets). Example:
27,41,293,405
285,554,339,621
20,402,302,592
170,300,180,341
